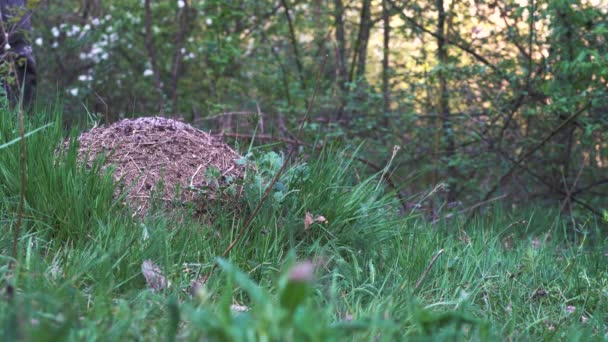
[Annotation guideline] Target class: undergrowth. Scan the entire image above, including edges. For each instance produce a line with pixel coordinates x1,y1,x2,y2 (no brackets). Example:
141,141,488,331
0,108,606,340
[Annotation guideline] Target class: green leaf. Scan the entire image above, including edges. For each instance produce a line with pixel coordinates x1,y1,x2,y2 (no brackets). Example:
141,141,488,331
279,262,313,319
216,258,269,305
0,123,53,150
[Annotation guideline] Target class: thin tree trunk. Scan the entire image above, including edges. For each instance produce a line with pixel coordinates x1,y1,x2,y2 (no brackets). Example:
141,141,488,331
345,0,372,125
260,31,292,107
351,0,371,82
561,3,574,186
436,0,456,202
280,0,306,92
334,0,348,120
169,2,189,118
382,0,391,125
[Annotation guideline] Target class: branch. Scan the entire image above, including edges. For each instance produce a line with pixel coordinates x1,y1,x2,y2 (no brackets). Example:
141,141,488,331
493,146,601,216
572,178,608,196
280,0,306,91
386,0,501,77
218,132,410,212
475,103,590,209
465,103,601,220
414,249,444,291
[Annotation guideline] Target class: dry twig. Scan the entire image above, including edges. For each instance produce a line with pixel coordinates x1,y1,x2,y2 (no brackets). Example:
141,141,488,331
414,249,444,291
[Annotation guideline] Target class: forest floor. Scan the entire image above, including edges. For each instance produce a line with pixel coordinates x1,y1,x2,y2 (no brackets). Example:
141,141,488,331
1,109,606,340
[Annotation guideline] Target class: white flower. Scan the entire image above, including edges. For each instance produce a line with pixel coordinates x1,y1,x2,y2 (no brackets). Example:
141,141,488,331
90,46,102,55
205,18,213,26
4,42,11,50
69,88,79,96
52,42,59,48
78,75,87,81
101,52,109,60
35,38,43,46
92,18,101,26
83,24,91,31
177,0,185,8
67,25,80,37
180,47,186,54
51,27,60,38
143,69,154,77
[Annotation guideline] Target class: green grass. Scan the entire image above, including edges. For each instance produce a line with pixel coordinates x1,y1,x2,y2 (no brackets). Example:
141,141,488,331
1,107,607,341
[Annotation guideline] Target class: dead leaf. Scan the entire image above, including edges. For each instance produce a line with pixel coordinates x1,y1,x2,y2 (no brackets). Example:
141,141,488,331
304,212,314,231
141,259,171,292
529,287,547,301
189,276,208,297
304,212,328,231
460,229,471,244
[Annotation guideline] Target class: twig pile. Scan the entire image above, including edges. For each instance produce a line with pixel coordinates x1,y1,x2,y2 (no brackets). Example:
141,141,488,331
75,117,244,214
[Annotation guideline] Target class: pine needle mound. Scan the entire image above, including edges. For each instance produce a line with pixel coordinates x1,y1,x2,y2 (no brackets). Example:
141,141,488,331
75,116,245,214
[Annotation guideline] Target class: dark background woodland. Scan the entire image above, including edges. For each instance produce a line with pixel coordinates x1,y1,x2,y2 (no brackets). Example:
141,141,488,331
22,0,608,218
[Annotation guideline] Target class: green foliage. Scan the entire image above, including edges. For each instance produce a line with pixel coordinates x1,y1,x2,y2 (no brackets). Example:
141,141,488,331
0,109,119,242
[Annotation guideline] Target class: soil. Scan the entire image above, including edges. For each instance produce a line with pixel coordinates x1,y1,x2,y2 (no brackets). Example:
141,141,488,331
73,116,245,215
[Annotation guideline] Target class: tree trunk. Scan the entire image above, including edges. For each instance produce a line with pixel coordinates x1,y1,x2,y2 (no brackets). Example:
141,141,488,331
345,0,372,124
280,0,306,93
333,0,348,120
353,0,372,81
436,0,456,202
169,2,190,118
382,0,391,125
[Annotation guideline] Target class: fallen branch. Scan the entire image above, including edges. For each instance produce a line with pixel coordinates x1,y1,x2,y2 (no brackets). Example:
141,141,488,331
457,194,507,215
414,249,444,291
